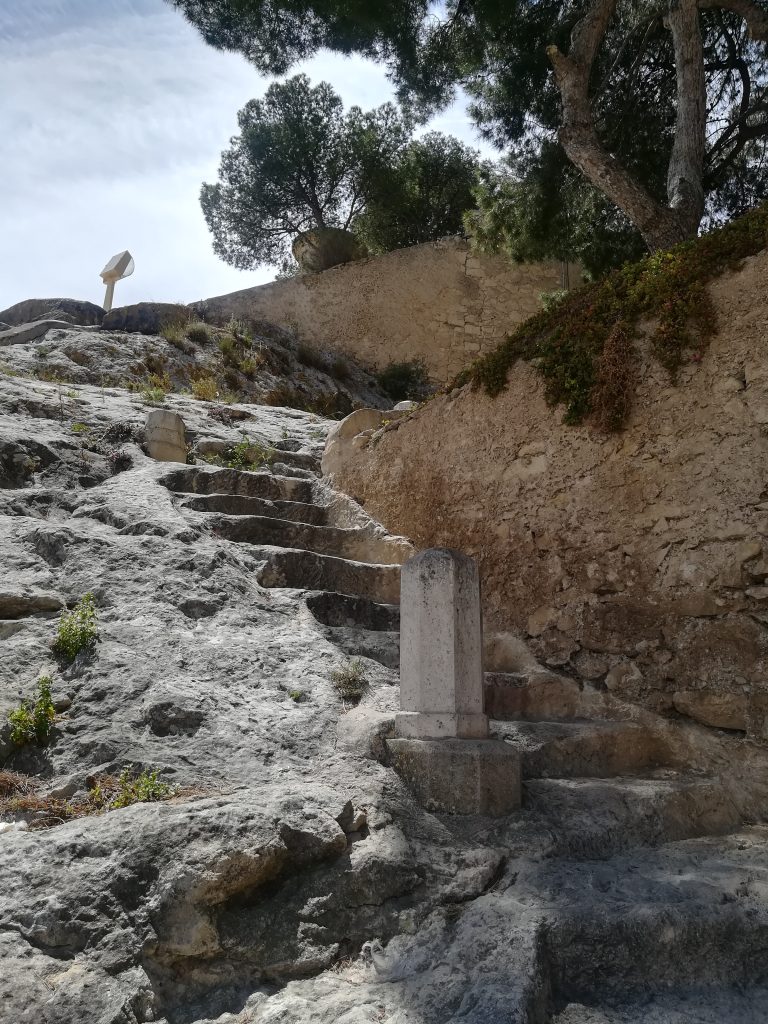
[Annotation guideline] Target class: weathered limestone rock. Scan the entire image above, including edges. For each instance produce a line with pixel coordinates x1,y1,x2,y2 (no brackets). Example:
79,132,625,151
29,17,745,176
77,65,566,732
145,410,186,463
396,548,488,739
673,689,748,731
0,297,105,327
0,320,81,347
102,301,190,334
321,407,406,481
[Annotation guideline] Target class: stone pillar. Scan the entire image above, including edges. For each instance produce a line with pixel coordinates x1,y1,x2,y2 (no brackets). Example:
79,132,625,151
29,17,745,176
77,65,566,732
396,548,488,739
145,410,186,463
388,549,522,816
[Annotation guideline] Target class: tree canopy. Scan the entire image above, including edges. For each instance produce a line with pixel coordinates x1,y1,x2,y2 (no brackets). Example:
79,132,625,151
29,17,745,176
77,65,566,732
200,74,406,271
355,132,483,254
173,0,768,268
201,74,481,272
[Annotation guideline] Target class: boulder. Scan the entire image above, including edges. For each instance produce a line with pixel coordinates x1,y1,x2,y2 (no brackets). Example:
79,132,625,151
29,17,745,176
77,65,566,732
0,298,105,327
292,228,367,274
101,302,191,334
321,407,407,480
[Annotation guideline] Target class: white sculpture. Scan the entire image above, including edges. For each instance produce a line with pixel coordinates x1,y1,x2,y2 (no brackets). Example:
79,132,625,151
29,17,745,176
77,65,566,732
99,250,134,312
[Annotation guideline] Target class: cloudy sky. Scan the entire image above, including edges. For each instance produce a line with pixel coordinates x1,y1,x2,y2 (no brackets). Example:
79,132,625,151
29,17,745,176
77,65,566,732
0,0,494,312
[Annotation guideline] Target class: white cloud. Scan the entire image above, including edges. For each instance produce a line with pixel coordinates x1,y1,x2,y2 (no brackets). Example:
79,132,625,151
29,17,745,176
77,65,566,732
0,0,496,311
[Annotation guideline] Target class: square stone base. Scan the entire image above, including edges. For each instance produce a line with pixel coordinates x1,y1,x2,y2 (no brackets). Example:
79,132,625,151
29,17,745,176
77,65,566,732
394,711,489,739
386,738,521,816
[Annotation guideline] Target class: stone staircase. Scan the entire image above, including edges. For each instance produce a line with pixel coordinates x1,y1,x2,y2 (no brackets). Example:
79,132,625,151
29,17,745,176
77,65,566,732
162,450,749,853
158,448,768,1022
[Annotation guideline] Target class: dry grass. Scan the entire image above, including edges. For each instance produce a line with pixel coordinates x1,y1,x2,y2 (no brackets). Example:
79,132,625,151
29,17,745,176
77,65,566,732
0,770,200,831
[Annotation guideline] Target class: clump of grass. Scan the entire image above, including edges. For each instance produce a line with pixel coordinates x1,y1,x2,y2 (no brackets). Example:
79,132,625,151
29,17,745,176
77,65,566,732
160,322,186,347
239,351,265,377
70,422,89,434
222,434,274,471
7,675,56,747
140,385,166,405
186,321,211,345
377,359,432,402
218,335,237,361
288,690,304,703
191,375,219,402
52,593,98,663
331,659,368,703
0,767,178,831
454,201,768,430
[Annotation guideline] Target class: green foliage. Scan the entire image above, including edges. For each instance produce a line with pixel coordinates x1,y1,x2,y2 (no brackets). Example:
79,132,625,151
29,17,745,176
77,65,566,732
107,768,172,810
70,422,89,434
52,593,98,663
331,659,367,702
455,203,768,429
222,433,274,470
377,359,431,402
288,689,304,702
8,675,56,747
173,0,768,265
355,132,483,254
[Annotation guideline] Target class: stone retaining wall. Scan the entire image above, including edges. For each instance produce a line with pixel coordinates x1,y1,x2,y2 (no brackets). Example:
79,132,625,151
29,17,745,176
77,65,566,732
199,238,576,382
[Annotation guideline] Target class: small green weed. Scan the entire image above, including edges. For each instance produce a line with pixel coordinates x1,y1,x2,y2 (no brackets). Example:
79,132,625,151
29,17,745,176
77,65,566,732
223,434,274,470
70,422,89,434
288,690,304,702
107,768,172,809
331,659,368,703
7,675,56,747
52,593,98,663
160,322,185,346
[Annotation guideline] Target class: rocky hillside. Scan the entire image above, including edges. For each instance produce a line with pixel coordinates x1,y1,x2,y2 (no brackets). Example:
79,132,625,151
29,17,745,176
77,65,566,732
2,292,768,1024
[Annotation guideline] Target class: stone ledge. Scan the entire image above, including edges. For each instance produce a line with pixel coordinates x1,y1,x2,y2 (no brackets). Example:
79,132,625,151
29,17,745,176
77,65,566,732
386,738,521,816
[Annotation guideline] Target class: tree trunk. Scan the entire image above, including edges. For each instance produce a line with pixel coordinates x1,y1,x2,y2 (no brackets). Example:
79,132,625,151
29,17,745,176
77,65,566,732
666,0,707,237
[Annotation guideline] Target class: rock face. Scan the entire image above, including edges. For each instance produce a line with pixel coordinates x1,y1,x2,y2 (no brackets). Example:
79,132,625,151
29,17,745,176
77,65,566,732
101,302,192,334
331,249,768,739
0,298,105,327
3,306,768,1022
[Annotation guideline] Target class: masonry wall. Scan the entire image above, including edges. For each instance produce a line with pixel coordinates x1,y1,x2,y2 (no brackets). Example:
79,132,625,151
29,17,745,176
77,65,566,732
200,238,575,382
331,251,768,739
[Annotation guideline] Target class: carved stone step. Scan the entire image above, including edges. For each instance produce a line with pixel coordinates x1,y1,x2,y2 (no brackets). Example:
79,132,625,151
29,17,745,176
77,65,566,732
180,492,328,525
525,772,742,857
213,514,412,565
161,466,313,503
493,719,667,779
258,549,401,604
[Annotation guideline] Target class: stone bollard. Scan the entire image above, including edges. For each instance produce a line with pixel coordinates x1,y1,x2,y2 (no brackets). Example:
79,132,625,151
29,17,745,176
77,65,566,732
387,548,521,815
145,410,187,463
